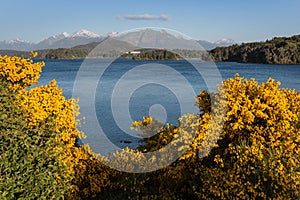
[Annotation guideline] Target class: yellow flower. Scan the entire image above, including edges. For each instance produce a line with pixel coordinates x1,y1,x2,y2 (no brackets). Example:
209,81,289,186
30,51,38,58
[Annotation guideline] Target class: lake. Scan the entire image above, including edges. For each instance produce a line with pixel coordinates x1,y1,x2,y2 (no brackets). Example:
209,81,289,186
36,58,300,154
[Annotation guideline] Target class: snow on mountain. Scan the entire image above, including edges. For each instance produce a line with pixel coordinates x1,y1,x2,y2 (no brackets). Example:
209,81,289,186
107,31,120,37
0,30,105,51
36,32,70,46
33,30,104,50
6,38,32,44
70,30,100,38
214,38,235,45
0,38,33,51
42,30,100,42
53,32,70,39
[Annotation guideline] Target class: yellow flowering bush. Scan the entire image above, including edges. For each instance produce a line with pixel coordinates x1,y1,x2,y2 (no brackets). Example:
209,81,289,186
1,53,299,199
16,80,86,175
196,75,300,199
0,54,107,199
0,53,44,90
0,56,72,199
0,54,118,199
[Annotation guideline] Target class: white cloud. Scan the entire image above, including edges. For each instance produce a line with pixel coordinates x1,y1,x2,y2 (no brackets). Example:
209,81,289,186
116,14,170,21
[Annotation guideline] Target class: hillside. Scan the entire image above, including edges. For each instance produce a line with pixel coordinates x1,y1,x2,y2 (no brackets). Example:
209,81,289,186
210,35,300,64
0,50,31,58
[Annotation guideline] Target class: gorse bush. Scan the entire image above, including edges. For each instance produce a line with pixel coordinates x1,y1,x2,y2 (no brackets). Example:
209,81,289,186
0,54,118,199
0,54,87,199
0,53,43,89
0,54,299,199
0,79,71,199
196,76,300,199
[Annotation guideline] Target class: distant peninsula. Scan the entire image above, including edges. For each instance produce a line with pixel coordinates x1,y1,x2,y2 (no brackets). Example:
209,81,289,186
210,35,300,64
120,49,181,60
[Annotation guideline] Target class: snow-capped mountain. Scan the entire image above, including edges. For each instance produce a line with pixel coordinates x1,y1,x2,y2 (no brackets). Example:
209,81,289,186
107,31,120,37
0,30,105,51
214,38,235,45
4,38,32,44
34,32,70,47
52,32,70,40
0,38,33,51
70,29,100,38
33,30,105,50
115,28,203,50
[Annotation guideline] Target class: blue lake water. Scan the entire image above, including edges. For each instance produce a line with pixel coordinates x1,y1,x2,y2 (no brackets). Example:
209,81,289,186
36,59,300,153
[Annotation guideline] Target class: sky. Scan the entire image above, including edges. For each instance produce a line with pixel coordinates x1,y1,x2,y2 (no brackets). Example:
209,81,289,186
1,0,300,43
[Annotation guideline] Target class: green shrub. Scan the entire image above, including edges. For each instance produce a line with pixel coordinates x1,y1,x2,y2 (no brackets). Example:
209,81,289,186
0,80,71,199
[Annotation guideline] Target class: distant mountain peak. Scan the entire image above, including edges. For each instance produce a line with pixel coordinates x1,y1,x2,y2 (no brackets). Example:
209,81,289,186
107,31,119,37
45,30,101,41
214,38,235,45
15,38,26,42
5,38,32,44
50,32,70,40
60,32,70,38
70,29,100,38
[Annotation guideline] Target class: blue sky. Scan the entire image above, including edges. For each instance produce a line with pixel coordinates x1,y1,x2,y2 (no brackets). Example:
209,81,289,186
1,0,299,43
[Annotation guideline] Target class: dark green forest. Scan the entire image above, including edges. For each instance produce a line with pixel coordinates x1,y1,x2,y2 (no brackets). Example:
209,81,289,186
121,49,180,60
210,35,300,64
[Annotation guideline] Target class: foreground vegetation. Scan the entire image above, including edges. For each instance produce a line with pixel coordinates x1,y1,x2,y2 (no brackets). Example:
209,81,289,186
0,54,299,199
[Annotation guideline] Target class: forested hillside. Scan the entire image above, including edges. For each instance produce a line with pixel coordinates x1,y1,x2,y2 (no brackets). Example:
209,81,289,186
210,35,300,64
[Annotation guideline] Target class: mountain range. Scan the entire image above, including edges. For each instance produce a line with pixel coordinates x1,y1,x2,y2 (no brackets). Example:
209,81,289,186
0,29,235,51
1,30,298,64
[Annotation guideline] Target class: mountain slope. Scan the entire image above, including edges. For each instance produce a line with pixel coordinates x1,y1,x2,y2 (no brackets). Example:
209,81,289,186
115,29,203,50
